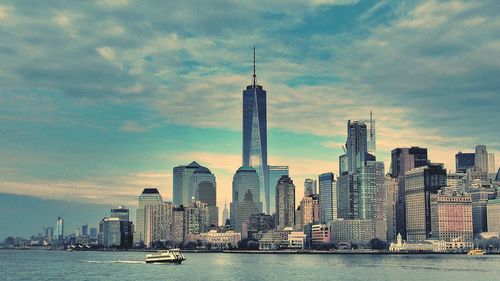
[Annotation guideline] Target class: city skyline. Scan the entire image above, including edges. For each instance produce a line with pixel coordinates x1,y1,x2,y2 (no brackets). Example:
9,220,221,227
1,0,500,238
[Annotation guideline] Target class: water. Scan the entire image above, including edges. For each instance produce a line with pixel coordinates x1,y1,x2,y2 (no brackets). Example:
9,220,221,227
1,250,499,280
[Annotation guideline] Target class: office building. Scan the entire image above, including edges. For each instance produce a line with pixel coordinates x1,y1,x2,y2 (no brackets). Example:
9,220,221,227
185,199,210,235
81,224,88,237
385,176,398,242
405,164,447,241
172,206,186,244
304,178,317,196
54,217,64,248
242,48,268,216
245,213,275,239
330,219,374,244
475,145,488,173
173,161,201,206
145,201,174,247
488,152,496,174
267,165,289,215
102,206,133,248
431,191,473,242
192,166,218,227
455,152,475,173
222,201,229,226
467,186,496,236
231,166,262,231
319,172,337,223
390,146,429,239
297,194,320,230
134,188,162,245
276,175,295,230
89,227,97,240
487,199,500,233
311,224,331,246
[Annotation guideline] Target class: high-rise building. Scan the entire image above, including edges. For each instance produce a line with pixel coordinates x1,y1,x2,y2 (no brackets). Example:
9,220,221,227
185,199,210,235
385,176,398,242
475,145,488,173
455,152,475,173
390,146,429,239
488,152,496,174
192,166,218,227
467,187,496,236
89,227,97,239
318,172,337,223
172,206,186,244
276,175,295,230
297,194,320,230
81,224,88,237
246,213,275,239
405,164,447,241
230,166,261,231
242,48,268,216
134,188,162,245
145,201,174,247
430,191,473,242
447,172,466,191
267,165,289,215
102,206,133,249
54,217,64,248
173,161,201,206
304,179,317,196
487,199,500,233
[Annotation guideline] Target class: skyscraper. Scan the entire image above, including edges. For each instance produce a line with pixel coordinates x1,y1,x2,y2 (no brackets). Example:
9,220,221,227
173,161,201,206
231,166,262,232
430,191,473,242
242,47,268,215
222,200,230,225
267,165,289,215
276,175,295,230
54,216,64,248
318,172,337,223
304,178,317,196
404,164,447,241
192,166,218,227
134,188,162,246
488,152,496,174
455,152,475,173
390,146,429,239
475,145,488,173
145,201,174,247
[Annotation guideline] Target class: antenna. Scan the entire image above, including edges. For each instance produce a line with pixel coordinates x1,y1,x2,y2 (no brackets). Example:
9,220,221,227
252,45,257,87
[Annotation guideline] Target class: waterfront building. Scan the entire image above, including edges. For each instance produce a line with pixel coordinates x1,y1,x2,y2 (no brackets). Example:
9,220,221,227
287,231,306,249
173,161,201,206
110,206,133,247
304,178,317,196
188,230,241,249
319,172,337,223
330,219,374,244
405,164,447,241
467,187,496,236
134,188,162,246
267,165,289,216
385,176,398,242
311,224,331,246
388,233,471,253
145,202,174,247
430,191,473,242
258,231,287,250
390,146,429,240
242,48,268,215
54,217,64,248
192,166,218,227
230,166,262,231
455,152,475,173
276,175,296,230
487,199,500,233
172,206,186,244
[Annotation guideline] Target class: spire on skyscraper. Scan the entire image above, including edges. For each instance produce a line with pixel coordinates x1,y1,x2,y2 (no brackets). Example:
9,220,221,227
252,45,257,87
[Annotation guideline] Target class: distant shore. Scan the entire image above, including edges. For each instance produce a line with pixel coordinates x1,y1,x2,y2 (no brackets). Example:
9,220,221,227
2,247,499,255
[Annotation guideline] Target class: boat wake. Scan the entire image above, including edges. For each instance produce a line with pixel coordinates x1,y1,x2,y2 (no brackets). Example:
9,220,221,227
79,260,145,264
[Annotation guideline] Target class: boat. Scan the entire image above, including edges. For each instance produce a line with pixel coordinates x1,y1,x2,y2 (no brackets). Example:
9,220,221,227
145,249,186,264
467,249,485,256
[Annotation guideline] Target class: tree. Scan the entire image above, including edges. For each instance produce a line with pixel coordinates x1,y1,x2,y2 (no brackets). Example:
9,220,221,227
369,238,388,250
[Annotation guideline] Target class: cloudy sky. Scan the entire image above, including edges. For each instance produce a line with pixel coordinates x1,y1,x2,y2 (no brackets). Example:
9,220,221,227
0,0,499,237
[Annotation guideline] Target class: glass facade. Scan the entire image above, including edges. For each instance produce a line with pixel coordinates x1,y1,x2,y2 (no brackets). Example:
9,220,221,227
319,172,336,223
267,165,289,216
243,84,268,215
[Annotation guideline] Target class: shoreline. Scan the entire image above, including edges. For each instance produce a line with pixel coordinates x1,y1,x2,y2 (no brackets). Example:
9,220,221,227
1,247,498,255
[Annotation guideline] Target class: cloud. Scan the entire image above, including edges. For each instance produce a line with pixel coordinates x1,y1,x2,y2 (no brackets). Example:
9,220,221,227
96,46,116,61
310,0,360,6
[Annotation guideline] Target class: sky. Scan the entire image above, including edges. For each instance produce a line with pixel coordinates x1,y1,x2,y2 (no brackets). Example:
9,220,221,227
0,0,499,238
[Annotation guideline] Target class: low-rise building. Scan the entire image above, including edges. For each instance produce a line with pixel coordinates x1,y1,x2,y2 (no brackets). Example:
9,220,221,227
311,224,330,246
259,231,287,250
331,219,374,244
188,230,241,249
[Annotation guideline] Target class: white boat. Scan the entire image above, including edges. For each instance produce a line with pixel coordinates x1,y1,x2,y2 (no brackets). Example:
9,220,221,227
145,249,186,264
